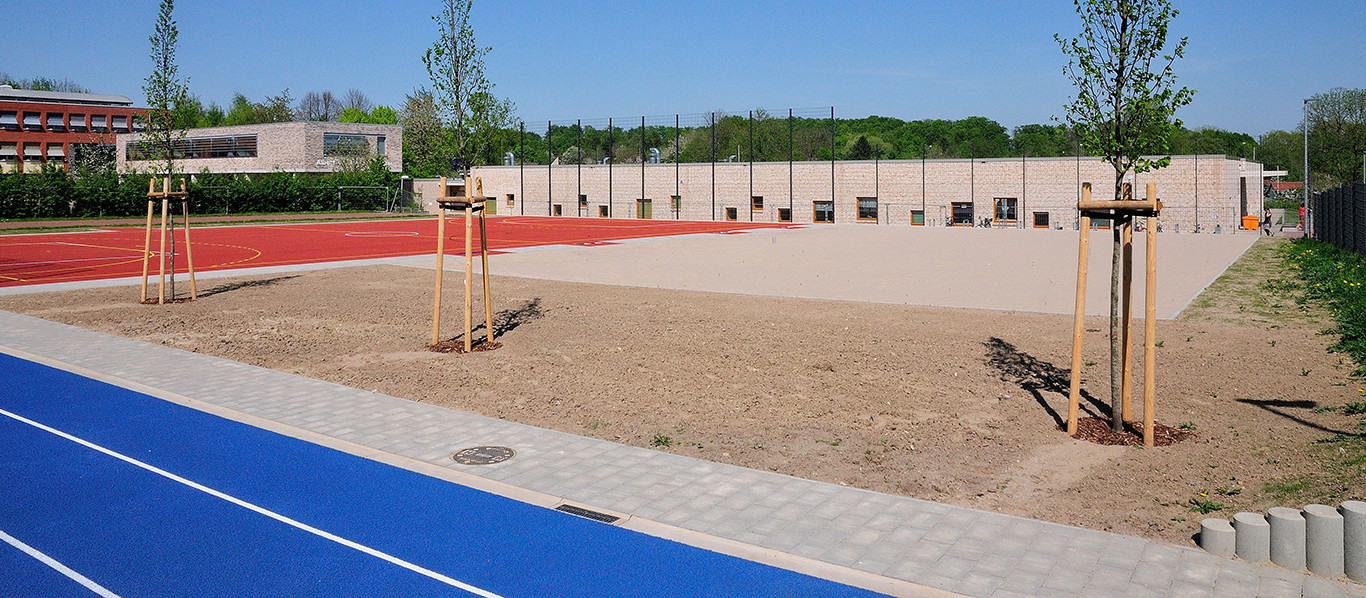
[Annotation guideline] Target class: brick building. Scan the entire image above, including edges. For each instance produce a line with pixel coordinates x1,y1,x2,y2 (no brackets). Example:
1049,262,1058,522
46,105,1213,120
469,155,1264,234
117,121,403,175
0,85,144,173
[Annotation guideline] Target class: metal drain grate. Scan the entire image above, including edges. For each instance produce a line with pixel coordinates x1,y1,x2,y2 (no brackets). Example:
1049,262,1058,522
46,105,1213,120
451,446,515,465
555,504,620,524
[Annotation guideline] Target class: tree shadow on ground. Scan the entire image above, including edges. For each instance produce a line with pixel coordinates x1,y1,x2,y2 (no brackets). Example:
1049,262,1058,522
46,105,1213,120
198,275,301,298
983,336,1111,427
448,298,545,347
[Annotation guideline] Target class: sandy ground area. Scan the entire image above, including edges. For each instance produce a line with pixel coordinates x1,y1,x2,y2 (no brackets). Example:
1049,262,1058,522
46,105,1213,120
487,223,1255,318
2,233,1362,547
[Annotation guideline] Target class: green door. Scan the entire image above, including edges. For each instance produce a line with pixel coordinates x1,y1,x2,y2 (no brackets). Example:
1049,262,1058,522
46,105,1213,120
637,199,652,219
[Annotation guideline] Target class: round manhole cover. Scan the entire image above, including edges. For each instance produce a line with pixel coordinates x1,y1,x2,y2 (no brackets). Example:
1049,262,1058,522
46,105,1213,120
452,446,516,465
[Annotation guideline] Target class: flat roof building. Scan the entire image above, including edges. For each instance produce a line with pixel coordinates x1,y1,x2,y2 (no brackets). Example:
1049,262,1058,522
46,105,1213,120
471,154,1265,234
0,85,145,173
117,121,403,175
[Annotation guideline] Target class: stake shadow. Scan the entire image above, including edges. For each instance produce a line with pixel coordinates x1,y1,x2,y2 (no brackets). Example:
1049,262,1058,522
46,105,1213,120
198,275,301,298
983,336,1110,427
1235,398,1364,438
448,298,545,345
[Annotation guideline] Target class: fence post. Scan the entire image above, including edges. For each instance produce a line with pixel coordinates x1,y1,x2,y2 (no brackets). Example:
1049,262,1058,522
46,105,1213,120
1357,183,1366,254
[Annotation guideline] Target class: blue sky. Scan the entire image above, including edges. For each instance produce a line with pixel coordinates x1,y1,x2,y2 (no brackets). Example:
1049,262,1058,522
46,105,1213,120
6,1,1363,136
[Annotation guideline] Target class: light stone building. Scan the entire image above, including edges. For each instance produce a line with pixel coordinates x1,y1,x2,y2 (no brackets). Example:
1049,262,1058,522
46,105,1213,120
464,155,1263,233
117,121,402,175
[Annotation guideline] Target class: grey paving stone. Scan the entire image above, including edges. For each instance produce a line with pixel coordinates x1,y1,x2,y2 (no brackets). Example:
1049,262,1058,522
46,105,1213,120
952,570,1003,597
1086,563,1135,593
1121,587,1168,598
916,573,964,595
1166,581,1215,598
993,570,1047,596
1301,576,1349,598
1257,576,1303,598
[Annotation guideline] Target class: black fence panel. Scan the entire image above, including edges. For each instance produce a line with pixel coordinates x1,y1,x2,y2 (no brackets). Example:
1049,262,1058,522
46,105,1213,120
1313,183,1366,254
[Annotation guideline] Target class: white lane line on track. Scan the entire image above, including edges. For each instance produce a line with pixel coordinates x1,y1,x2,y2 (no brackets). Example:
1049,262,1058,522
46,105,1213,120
0,406,505,598
0,529,123,598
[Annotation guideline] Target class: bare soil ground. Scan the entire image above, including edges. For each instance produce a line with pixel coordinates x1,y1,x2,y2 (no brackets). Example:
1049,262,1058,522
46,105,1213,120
3,236,1363,546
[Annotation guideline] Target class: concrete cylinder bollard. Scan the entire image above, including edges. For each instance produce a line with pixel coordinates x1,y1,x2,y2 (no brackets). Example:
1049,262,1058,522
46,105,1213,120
1342,501,1366,582
1268,506,1307,570
1304,504,1345,577
1201,518,1236,556
1234,512,1271,563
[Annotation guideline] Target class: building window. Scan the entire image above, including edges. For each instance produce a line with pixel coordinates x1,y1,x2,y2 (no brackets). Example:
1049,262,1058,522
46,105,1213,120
725,207,738,221
46,143,66,162
778,208,792,222
46,114,66,132
506,194,515,207
911,210,925,226
129,135,258,160
579,194,588,208
0,111,17,131
857,197,878,221
598,205,609,217
553,204,562,216
91,115,108,132
670,195,681,211
813,201,834,223
323,133,370,157
376,136,385,156
1033,212,1050,229
23,112,42,131
0,143,17,171
994,198,1018,224
951,202,974,226
111,115,129,133
751,196,763,210
68,113,86,132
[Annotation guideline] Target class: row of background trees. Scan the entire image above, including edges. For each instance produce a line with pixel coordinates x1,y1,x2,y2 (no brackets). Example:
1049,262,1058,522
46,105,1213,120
3,72,1357,188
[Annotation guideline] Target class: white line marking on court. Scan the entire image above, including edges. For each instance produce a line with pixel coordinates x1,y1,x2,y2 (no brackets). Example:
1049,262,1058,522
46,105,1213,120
0,529,122,598
0,407,505,598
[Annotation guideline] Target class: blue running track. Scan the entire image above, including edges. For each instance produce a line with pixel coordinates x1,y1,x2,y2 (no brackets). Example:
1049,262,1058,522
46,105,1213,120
0,353,890,597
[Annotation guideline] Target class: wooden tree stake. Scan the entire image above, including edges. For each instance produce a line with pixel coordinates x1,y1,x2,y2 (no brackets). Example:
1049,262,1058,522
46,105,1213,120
430,176,494,352
1067,183,1092,435
1143,182,1158,447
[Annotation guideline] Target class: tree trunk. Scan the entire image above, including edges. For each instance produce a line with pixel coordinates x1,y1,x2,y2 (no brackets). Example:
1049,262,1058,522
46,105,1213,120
1109,174,1127,432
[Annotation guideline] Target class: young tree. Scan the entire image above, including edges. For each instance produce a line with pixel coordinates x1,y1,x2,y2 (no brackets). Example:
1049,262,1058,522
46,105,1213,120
423,0,514,173
141,0,191,299
142,0,189,182
1057,0,1194,432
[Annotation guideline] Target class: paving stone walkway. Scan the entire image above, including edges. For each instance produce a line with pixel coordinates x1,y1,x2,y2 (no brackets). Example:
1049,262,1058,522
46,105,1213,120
2,308,1363,597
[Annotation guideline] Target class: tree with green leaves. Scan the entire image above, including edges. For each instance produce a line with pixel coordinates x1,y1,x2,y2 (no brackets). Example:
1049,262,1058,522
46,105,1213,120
141,0,189,182
1306,87,1366,187
423,0,514,173
1057,0,1194,433
141,0,191,300
399,90,446,177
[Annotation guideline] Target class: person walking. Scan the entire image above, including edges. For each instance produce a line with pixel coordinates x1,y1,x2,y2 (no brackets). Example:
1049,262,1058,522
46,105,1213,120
1263,207,1273,236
